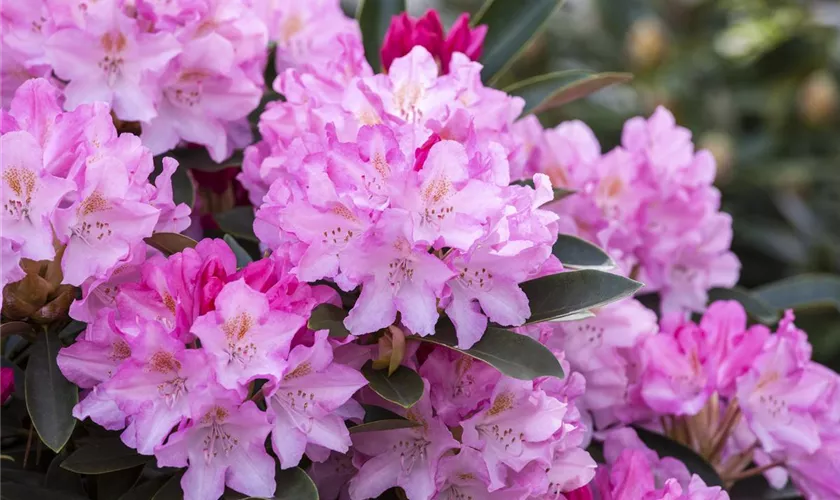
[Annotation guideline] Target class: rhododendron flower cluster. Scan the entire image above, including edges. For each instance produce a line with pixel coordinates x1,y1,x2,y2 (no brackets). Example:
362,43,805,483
570,300,840,498
58,240,367,500
1,0,267,161
0,78,189,294
516,109,740,313
246,46,556,349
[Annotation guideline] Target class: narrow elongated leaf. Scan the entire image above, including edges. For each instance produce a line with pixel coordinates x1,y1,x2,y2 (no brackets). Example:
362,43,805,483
118,478,168,500
151,472,184,500
361,360,423,408
707,287,780,325
521,270,642,324
633,426,723,487
45,455,86,496
505,70,633,115
223,235,254,269
144,233,197,256
418,319,564,380
356,0,406,71
510,179,575,203
473,0,565,83
349,404,420,434
307,303,351,338
214,206,257,242
97,466,144,500
61,437,151,474
552,234,615,270
753,274,840,312
25,334,77,452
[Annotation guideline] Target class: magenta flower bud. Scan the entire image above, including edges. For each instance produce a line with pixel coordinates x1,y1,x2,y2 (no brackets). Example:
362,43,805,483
443,14,487,73
1,367,14,403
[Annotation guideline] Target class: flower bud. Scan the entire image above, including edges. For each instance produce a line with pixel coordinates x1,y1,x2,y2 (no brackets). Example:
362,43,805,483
2,247,74,323
627,17,668,70
3,270,52,320
798,69,838,126
31,285,76,324
0,368,13,404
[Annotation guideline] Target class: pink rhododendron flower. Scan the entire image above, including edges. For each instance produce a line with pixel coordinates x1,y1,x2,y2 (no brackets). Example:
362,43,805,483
380,10,487,74
1,78,189,295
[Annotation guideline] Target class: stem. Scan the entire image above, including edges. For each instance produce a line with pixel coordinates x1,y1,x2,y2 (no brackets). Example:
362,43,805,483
723,460,785,483
707,399,741,465
719,441,758,478
23,424,34,468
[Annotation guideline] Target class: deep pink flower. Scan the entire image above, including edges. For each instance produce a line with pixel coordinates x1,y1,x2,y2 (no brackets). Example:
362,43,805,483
1,367,15,403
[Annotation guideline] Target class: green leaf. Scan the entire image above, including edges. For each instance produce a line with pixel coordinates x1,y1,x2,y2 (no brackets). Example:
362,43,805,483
0,482,90,500
25,333,77,453
520,270,642,324
552,234,615,271
162,148,244,172
356,0,406,71
504,70,633,115
307,303,351,338
144,233,198,256
117,478,168,500
265,467,319,500
707,287,781,325
97,466,144,500
418,319,564,380
151,472,184,500
214,206,257,242
61,437,151,474
361,360,423,408
45,455,86,496
510,179,575,204
753,274,840,312
349,404,420,434
473,0,565,84
633,426,723,487
223,235,254,269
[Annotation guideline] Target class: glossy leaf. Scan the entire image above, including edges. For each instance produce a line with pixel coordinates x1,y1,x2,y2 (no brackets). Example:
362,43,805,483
97,466,144,500
223,235,254,269
418,319,564,380
520,270,642,324
61,437,151,474
552,234,615,270
505,70,633,115
151,472,184,500
510,179,575,203
0,482,89,500
307,303,352,338
473,0,565,84
144,233,198,256
226,467,319,500
25,333,77,452
349,404,420,434
214,206,257,242
45,455,86,496
361,360,423,409
753,274,840,312
356,0,406,71
118,478,168,500
708,287,780,325
633,426,723,487
161,148,243,172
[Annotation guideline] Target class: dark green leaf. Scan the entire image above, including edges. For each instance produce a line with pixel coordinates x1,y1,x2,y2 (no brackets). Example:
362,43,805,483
356,0,406,71
633,426,723,487
117,478,168,500
473,0,565,84
708,287,781,325
151,472,184,500
214,206,257,242
419,319,564,380
504,70,633,115
0,322,33,339
361,360,423,408
349,404,420,434
520,270,642,324
753,274,840,312
58,320,87,341
98,466,144,500
46,455,87,496
0,482,90,500
307,303,351,338
510,179,575,204
25,333,77,453
729,476,802,500
264,467,319,500
61,437,152,474
552,234,615,270
223,235,254,269
162,148,244,172
144,233,198,256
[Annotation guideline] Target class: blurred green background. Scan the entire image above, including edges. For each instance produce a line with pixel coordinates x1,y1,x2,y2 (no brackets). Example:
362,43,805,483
345,0,840,367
